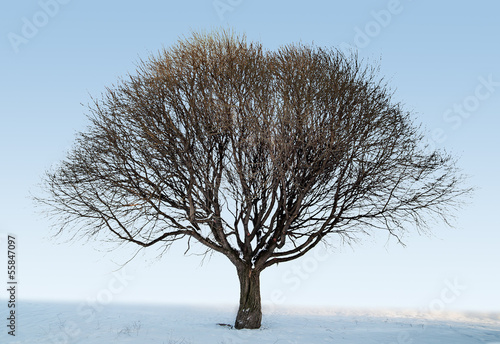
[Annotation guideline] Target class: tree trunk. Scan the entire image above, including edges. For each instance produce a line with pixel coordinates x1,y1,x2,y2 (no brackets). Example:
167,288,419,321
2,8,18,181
234,266,262,329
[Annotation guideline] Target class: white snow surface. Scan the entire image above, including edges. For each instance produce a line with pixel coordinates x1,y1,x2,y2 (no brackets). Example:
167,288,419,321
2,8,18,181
3,301,500,343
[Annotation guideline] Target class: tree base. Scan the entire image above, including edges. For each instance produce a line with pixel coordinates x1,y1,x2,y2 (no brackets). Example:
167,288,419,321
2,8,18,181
234,267,262,329
234,307,262,330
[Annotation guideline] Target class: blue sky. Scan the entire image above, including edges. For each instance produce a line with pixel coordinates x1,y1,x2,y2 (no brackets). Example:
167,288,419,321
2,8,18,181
1,0,499,313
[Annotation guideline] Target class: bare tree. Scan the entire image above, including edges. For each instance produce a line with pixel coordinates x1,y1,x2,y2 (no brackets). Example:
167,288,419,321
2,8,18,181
37,31,471,329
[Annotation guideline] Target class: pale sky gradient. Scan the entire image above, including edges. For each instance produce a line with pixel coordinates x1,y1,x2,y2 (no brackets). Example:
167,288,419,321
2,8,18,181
1,0,499,313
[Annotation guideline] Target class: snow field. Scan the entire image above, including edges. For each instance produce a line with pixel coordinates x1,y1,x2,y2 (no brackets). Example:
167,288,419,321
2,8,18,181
2,301,500,344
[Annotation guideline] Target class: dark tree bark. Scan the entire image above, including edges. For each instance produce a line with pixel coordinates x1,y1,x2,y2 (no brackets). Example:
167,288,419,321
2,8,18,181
36,30,472,330
235,266,262,329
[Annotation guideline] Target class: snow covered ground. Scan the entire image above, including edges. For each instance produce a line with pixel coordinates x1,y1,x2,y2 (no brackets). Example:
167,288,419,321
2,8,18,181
2,301,500,343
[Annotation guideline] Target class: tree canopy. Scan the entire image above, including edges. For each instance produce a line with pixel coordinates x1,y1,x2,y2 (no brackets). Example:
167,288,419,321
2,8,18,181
38,30,471,329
